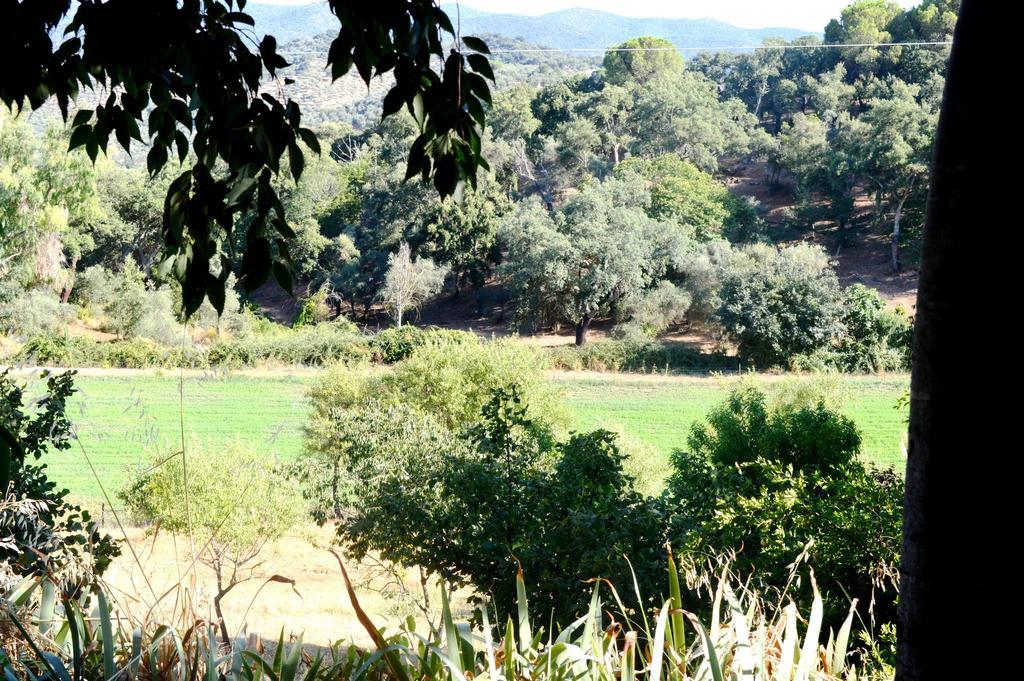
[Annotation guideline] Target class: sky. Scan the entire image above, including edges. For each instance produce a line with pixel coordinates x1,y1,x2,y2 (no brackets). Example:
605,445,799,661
255,0,921,32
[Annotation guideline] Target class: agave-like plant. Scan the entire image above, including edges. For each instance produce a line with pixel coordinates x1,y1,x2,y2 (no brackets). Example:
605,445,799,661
334,549,881,681
2,549,886,681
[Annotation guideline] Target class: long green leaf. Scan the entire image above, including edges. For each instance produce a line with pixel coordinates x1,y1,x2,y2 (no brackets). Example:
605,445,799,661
776,602,798,681
515,564,531,654
648,601,671,681
281,633,303,681
685,613,725,681
831,599,858,675
666,548,686,668
794,575,823,681
440,585,464,676
503,618,515,681
96,590,115,681
38,579,56,636
622,632,637,681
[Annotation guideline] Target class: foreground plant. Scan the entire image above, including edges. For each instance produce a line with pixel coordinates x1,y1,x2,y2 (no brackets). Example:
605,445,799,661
3,549,890,681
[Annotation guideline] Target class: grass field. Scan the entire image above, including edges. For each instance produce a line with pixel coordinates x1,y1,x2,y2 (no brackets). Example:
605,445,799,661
20,369,909,504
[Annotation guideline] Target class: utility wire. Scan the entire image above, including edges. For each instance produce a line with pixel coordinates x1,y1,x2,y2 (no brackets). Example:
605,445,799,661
277,40,951,56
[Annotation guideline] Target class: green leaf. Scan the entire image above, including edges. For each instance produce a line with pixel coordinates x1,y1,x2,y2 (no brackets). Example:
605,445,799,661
97,590,116,681
832,598,858,675
382,87,404,118
462,36,490,54
288,142,304,180
272,260,294,295
515,563,531,653
667,547,686,662
467,53,494,81
71,109,92,127
297,128,320,154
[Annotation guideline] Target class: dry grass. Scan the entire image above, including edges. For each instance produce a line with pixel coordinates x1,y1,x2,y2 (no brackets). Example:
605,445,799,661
100,524,474,647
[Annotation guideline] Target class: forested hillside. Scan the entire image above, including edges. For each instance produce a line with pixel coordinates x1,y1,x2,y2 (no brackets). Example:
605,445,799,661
2,0,957,371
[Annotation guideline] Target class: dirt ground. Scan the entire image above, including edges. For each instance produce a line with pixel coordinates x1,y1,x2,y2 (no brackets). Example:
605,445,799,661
101,524,472,647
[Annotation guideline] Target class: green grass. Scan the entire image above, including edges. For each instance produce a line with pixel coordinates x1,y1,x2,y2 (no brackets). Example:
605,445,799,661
24,370,909,504
554,374,909,469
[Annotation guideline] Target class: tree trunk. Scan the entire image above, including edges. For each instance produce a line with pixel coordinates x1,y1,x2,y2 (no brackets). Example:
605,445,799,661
60,256,78,303
897,2,1007,678
891,192,908,274
574,313,593,346
213,590,231,645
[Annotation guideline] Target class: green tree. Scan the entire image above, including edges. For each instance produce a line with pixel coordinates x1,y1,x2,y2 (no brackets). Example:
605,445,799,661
602,37,683,87
3,1,495,314
717,244,846,366
616,155,752,241
0,112,103,298
632,72,763,171
667,385,903,626
120,442,302,644
419,179,510,292
824,0,905,79
859,80,936,271
500,178,676,345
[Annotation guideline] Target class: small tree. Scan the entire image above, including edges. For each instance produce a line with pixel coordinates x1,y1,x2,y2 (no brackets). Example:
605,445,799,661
718,244,846,367
120,442,302,644
379,242,448,327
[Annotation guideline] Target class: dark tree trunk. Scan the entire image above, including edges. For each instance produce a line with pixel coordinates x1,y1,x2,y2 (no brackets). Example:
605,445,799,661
897,2,1006,678
574,313,593,346
213,590,230,645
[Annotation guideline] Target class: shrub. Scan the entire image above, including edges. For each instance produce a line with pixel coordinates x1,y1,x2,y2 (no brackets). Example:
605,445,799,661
611,281,691,340
206,323,371,367
370,325,479,363
334,387,663,622
1,369,119,589
665,386,903,627
292,286,332,328
1,558,889,681
15,334,206,369
104,257,148,339
545,339,737,374
717,243,846,367
73,265,117,311
0,288,76,338
120,441,303,642
383,338,566,431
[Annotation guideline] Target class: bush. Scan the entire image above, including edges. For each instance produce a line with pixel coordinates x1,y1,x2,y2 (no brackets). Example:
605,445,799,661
718,243,846,367
1,558,890,681
370,325,478,363
789,285,913,373
206,323,371,367
0,288,76,338
383,338,566,430
545,339,737,374
665,386,903,627
292,286,332,328
16,333,206,368
333,387,663,622
611,281,691,340
1,369,119,589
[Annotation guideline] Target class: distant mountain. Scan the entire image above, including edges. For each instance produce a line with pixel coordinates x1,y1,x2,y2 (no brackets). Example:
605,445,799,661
245,2,816,50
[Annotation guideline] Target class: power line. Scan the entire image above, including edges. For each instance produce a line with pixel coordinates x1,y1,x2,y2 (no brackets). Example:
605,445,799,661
277,41,951,56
